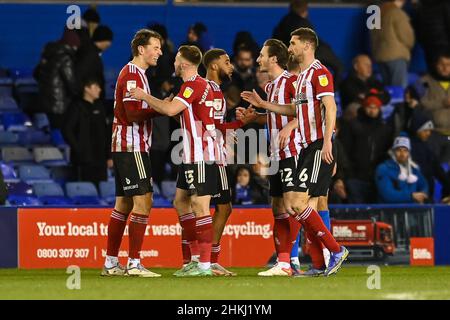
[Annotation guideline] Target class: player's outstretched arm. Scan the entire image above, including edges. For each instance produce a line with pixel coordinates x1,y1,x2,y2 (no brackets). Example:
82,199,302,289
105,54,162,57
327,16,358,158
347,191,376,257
240,90,295,116
131,87,185,117
321,95,337,164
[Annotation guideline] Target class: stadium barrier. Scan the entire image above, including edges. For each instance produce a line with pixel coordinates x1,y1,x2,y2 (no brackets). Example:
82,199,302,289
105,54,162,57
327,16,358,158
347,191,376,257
0,205,449,268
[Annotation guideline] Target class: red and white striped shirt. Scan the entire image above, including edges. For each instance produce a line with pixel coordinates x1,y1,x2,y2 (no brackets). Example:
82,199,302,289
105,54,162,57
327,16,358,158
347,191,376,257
295,59,334,148
265,70,301,161
111,62,159,153
174,75,221,164
207,80,244,166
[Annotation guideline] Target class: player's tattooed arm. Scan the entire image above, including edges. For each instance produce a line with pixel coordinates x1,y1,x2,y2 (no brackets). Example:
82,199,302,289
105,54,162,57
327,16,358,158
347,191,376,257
240,90,296,116
130,87,186,116
321,95,337,164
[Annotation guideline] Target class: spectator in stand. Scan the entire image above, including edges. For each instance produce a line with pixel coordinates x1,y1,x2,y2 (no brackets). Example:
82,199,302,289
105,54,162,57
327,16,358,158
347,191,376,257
418,51,450,135
183,22,213,53
415,0,450,73
272,0,344,84
232,31,260,62
232,166,269,206
76,25,113,97
77,7,101,49
62,79,111,186
409,111,450,202
390,85,423,137
34,28,80,129
339,54,390,109
272,0,313,46
370,0,415,88
340,93,393,203
375,136,428,204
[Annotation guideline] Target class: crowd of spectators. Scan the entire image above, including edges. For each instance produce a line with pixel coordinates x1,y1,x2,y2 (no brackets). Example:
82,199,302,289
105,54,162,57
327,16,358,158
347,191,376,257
9,0,449,206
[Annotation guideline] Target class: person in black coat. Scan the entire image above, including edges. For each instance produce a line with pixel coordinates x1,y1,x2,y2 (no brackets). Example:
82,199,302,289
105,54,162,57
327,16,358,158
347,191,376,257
272,0,344,84
76,25,113,96
409,111,450,202
339,54,390,109
34,28,80,129
389,85,423,137
62,79,111,186
340,94,393,203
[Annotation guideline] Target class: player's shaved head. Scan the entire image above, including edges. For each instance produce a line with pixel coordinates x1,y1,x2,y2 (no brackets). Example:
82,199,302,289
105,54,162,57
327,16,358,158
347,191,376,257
203,48,227,69
178,45,203,66
131,29,162,57
290,27,318,50
263,39,289,69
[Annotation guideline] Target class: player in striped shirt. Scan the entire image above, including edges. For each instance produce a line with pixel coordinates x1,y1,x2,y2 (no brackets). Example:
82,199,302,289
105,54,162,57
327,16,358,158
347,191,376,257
130,45,221,277
241,28,348,277
240,39,302,276
102,29,163,277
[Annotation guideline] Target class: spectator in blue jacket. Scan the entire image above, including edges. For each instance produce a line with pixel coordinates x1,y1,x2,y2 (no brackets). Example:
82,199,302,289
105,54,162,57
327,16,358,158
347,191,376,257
375,136,429,204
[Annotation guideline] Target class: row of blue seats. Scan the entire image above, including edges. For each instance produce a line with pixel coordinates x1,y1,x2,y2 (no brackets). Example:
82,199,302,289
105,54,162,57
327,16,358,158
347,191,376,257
6,180,172,207
1,146,67,166
0,112,49,131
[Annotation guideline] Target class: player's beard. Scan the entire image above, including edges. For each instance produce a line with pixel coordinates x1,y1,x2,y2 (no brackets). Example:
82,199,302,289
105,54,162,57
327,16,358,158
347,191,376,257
219,69,232,84
289,53,300,65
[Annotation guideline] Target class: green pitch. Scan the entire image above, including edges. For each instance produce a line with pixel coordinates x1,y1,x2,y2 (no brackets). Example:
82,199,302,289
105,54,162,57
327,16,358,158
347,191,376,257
0,266,449,300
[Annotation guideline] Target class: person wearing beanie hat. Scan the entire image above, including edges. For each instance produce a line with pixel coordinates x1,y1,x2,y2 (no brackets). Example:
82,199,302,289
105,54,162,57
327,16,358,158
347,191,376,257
76,25,113,97
340,87,392,203
409,110,450,202
60,28,81,49
375,135,429,203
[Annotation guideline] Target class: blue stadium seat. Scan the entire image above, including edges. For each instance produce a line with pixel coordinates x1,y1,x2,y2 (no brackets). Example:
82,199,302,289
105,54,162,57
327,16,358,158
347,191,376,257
14,77,39,111
65,182,103,205
1,146,34,164
18,165,52,184
33,113,50,130
0,96,19,111
0,162,19,183
99,181,115,205
7,195,42,206
18,130,51,145
386,86,404,104
33,182,73,205
1,112,32,131
0,77,13,96
33,146,67,166
0,131,19,145
408,72,420,86
7,181,34,196
50,129,67,147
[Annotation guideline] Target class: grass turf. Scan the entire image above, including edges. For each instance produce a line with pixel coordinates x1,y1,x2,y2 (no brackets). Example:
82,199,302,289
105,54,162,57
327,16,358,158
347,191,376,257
0,266,449,300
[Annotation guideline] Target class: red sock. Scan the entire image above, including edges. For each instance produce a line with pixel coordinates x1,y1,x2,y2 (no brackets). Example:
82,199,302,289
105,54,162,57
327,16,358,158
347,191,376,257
128,213,149,259
288,215,302,253
294,207,340,253
196,216,213,263
273,213,291,263
211,243,221,264
179,213,196,263
106,210,128,256
305,228,325,269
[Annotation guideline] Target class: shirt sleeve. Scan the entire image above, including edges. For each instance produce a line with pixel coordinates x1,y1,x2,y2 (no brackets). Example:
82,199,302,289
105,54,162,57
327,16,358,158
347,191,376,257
174,81,202,108
313,68,334,100
284,77,297,104
122,72,144,111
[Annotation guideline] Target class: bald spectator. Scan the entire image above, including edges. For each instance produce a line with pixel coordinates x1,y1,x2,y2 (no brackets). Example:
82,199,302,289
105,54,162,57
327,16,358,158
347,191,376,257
340,54,390,109
371,0,415,88
419,51,450,135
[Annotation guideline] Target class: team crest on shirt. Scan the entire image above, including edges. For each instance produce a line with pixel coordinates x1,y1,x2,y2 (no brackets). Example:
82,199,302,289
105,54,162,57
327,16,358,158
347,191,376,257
183,87,194,99
126,80,137,92
318,75,329,87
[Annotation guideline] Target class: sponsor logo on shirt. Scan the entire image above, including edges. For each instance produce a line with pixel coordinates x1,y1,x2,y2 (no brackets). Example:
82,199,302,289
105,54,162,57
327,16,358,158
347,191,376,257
183,87,194,99
318,75,329,87
127,80,137,92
